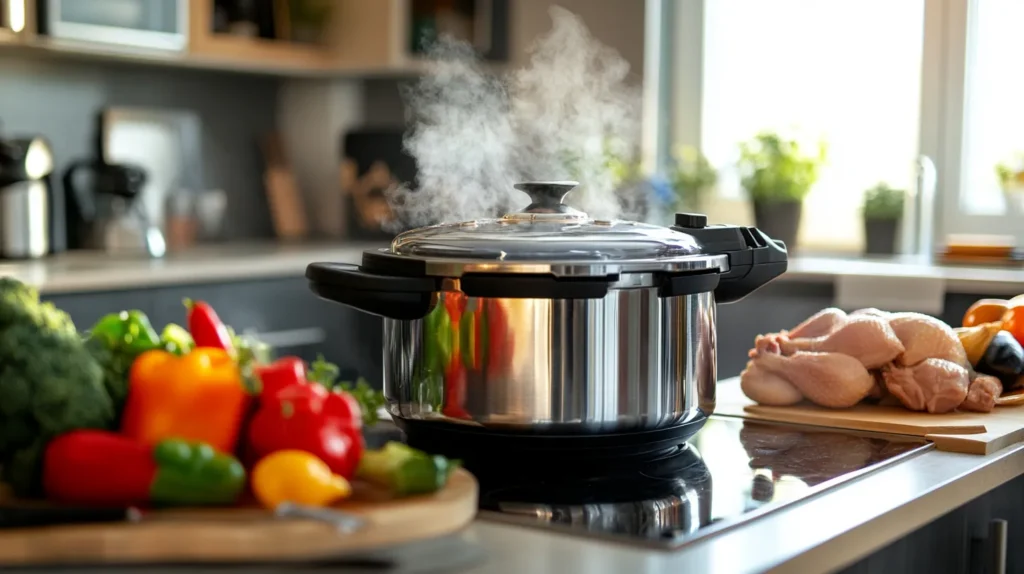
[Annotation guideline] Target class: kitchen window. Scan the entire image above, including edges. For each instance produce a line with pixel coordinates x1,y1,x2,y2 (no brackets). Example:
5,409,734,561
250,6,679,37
648,0,1023,253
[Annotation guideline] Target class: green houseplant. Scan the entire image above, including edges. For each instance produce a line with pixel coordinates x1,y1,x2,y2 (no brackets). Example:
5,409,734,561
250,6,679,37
669,145,717,212
737,131,827,250
862,182,905,255
995,154,1024,214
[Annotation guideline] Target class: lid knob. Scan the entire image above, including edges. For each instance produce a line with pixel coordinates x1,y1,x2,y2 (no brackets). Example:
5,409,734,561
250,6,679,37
513,181,580,214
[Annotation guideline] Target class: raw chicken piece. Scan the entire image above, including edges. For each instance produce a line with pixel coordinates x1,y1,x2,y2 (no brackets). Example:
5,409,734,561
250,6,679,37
865,370,888,401
740,360,803,406
961,374,1002,413
887,312,970,369
748,340,875,408
881,358,970,414
786,308,848,339
775,315,905,370
851,308,890,318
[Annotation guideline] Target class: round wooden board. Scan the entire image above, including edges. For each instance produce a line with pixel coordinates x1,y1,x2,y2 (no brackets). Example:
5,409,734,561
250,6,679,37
0,469,478,566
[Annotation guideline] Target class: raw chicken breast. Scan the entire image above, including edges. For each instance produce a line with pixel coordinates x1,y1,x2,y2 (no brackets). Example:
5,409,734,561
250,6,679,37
740,360,804,406
775,315,905,370
748,341,875,408
881,358,970,414
887,312,970,369
961,374,1002,413
786,308,848,339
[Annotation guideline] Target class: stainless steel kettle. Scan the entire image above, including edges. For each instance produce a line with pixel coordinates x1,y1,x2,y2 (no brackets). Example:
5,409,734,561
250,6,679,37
0,137,54,259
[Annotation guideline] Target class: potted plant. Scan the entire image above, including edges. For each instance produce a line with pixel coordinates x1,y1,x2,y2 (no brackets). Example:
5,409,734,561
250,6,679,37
737,131,827,250
669,145,717,213
995,154,1024,214
862,182,905,255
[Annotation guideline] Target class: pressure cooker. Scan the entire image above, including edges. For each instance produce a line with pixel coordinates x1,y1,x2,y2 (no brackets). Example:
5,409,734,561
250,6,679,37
307,181,787,454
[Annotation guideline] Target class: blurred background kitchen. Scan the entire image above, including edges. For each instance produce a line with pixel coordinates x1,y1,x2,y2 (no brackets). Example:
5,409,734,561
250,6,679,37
0,0,1018,386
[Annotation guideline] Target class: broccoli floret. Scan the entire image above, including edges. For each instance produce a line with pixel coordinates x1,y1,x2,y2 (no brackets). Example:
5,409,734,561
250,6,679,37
3,437,48,498
84,337,135,419
0,278,116,497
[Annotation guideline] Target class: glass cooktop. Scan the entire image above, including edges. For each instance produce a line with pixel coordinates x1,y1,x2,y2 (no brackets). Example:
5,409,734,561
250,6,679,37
471,416,931,549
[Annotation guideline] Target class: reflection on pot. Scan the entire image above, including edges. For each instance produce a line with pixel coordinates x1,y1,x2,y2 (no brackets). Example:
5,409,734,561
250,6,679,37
388,288,716,433
412,292,517,420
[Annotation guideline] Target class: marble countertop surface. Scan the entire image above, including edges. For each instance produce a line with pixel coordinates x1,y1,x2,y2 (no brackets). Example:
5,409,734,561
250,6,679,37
2,242,1023,295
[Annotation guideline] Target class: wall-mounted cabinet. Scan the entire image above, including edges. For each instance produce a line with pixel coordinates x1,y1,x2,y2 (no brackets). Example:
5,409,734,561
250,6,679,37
0,0,509,76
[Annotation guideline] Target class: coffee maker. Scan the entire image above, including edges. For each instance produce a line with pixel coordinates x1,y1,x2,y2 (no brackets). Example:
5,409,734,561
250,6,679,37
63,159,165,257
0,136,55,259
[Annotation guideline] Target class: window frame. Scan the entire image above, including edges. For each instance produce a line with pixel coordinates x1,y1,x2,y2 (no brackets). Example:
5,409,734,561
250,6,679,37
644,0,997,252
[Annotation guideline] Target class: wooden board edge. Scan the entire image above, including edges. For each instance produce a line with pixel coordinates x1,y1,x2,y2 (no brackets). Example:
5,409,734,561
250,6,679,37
742,405,988,436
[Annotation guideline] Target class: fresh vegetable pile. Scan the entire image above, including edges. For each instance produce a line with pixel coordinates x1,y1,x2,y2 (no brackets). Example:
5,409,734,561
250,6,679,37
957,296,1024,393
0,277,458,510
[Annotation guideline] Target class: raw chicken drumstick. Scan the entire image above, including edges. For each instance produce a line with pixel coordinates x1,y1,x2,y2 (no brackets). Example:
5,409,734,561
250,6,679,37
881,358,970,414
740,359,804,406
764,315,905,370
745,338,875,408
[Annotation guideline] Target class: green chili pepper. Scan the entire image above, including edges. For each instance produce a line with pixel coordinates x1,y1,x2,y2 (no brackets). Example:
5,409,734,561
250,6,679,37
356,441,460,497
149,439,247,506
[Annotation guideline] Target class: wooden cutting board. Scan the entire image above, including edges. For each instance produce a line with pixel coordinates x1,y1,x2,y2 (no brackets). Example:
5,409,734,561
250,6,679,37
716,378,1024,455
0,469,477,566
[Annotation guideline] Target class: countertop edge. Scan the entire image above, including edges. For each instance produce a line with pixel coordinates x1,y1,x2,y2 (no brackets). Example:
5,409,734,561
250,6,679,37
5,243,1024,295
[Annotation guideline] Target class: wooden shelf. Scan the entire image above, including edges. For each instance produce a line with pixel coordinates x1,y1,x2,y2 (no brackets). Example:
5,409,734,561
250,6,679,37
0,0,507,78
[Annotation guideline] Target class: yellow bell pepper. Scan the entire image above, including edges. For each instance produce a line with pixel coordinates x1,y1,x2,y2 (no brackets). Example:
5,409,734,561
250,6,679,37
120,347,250,454
252,450,352,509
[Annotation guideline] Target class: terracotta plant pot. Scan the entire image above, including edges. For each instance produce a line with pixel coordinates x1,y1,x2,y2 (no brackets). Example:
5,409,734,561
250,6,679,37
752,200,802,251
864,218,900,255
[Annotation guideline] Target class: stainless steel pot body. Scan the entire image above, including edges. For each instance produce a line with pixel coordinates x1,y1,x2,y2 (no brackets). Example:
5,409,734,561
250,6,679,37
382,278,717,433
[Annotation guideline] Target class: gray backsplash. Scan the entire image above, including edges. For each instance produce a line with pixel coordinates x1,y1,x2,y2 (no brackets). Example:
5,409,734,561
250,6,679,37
0,53,280,241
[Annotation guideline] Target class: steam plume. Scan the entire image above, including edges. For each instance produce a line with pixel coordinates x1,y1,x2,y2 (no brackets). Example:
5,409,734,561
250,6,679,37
389,6,642,228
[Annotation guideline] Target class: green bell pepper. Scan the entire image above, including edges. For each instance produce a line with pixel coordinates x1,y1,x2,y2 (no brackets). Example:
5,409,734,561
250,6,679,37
149,439,247,506
90,310,162,355
356,441,460,497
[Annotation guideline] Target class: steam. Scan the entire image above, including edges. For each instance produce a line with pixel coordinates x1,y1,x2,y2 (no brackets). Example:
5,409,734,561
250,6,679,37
389,6,643,228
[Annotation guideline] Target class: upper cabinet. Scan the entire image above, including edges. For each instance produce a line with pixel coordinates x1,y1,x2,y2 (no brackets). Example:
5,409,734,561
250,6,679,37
0,0,510,76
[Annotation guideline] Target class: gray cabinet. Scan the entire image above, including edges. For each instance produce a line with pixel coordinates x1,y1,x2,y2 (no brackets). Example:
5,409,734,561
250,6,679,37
838,473,1022,574
42,277,384,389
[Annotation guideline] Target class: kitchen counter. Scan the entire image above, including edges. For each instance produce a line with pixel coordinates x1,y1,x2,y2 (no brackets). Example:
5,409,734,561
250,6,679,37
6,381,1022,573
3,243,1024,295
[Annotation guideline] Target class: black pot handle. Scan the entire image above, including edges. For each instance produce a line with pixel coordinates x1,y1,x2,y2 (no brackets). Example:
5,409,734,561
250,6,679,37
672,214,789,304
306,262,439,320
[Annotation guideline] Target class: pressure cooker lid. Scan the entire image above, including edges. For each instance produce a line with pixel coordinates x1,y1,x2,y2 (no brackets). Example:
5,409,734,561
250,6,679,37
390,182,710,264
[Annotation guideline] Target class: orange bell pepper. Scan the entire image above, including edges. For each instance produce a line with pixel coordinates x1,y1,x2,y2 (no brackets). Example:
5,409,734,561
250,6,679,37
121,348,250,454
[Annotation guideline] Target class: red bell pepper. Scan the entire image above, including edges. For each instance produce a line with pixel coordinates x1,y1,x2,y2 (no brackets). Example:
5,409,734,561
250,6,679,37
184,299,234,352
442,362,471,420
254,356,307,398
485,300,513,376
43,430,246,508
247,382,364,479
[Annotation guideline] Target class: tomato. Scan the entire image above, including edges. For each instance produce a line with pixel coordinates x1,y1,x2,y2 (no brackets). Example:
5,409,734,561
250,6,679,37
1001,306,1024,347
963,299,1010,327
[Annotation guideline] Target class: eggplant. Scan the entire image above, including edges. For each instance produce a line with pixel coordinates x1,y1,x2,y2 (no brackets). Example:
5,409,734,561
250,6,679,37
975,330,1024,391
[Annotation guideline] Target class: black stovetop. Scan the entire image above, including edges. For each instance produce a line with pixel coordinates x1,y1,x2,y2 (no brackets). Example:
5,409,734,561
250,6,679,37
469,416,931,549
